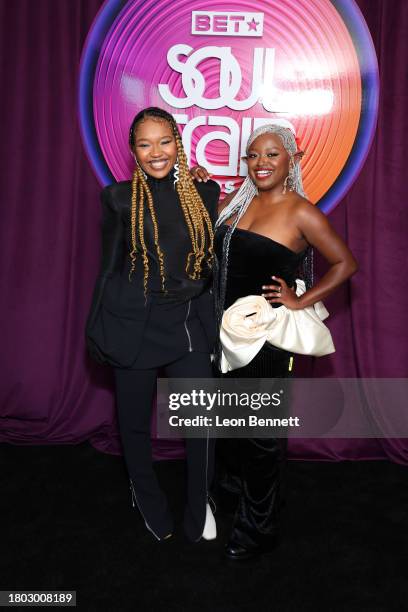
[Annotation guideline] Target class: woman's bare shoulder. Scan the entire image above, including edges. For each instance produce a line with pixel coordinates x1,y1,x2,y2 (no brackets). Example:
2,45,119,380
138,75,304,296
287,193,323,218
288,194,332,237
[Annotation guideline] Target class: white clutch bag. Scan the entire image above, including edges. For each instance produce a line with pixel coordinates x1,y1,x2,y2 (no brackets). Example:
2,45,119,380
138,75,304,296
220,279,335,373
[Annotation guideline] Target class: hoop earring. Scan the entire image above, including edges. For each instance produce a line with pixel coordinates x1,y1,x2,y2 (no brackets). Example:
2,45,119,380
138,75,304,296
173,157,179,188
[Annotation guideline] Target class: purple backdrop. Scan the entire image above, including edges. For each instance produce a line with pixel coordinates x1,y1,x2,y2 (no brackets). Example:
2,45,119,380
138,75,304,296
0,0,407,463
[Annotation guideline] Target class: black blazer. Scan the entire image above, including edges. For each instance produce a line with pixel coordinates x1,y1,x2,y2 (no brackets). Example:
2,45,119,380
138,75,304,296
85,179,220,367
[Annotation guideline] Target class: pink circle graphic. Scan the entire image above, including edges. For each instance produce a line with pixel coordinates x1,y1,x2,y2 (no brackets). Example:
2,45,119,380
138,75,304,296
79,0,379,213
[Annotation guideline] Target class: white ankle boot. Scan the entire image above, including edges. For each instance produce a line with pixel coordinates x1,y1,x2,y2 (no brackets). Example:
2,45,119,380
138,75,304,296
202,502,217,540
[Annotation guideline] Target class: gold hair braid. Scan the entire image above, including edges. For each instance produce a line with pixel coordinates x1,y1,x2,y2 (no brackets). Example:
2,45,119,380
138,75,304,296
139,172,166,291
178,139,215,265
129,164,166,294
129,169,139,281
136,173,150,297
174,134,214,278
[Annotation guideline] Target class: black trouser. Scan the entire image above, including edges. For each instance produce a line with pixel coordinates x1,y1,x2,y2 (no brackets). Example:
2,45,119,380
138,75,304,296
114,351,214,541
217,344,292,545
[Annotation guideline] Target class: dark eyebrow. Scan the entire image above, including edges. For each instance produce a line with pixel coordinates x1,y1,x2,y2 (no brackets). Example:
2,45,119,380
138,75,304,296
248,147,281,153
135,135,173,144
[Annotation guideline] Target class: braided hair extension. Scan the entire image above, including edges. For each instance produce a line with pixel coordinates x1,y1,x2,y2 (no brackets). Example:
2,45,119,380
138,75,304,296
214,123,313,364
128,107,214,292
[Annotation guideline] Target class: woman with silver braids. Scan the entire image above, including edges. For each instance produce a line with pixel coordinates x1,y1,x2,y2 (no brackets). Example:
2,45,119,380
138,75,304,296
192,120,357,560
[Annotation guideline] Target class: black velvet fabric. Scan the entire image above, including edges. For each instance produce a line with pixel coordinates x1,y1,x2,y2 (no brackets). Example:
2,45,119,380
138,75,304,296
214,226,302,547
215,224,306,309
219,346,293,547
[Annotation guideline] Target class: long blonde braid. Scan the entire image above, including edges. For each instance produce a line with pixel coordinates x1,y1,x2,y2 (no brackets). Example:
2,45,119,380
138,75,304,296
174,132,214,279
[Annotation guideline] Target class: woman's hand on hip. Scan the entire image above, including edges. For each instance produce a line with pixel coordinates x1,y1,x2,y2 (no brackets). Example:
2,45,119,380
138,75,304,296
262,276,301,309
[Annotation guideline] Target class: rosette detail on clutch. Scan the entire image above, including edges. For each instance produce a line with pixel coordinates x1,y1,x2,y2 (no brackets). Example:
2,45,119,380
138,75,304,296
220,280,335,372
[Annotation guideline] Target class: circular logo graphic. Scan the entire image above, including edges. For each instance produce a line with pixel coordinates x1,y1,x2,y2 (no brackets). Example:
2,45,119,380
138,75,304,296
79,0,379,213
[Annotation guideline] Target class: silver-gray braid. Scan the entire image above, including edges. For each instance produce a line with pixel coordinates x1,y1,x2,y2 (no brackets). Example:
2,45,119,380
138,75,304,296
214,124,313,366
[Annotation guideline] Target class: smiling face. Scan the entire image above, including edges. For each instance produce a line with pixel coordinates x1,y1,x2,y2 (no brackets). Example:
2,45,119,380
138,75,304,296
246,133,291,192
132,117,178,179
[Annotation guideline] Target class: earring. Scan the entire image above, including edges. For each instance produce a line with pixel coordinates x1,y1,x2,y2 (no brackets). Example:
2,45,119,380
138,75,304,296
173,157,179,188
282,160,295,195
137,161,147,180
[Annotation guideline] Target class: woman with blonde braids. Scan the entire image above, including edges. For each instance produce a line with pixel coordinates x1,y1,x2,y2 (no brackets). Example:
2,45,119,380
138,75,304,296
86,107,220,542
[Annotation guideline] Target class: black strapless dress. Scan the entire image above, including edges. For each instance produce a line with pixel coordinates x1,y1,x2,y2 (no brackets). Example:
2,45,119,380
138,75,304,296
215,224,306,374
217,224,305,309
214,224,306,549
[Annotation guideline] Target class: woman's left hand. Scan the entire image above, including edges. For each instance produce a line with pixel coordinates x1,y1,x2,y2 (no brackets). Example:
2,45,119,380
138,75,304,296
262,276,301,310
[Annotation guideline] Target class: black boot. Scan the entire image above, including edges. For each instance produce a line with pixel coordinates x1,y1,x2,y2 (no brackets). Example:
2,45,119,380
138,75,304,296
225,528,279,560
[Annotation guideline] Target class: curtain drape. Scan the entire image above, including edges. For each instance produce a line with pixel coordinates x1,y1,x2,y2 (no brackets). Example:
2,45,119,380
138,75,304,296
0,0,407,463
